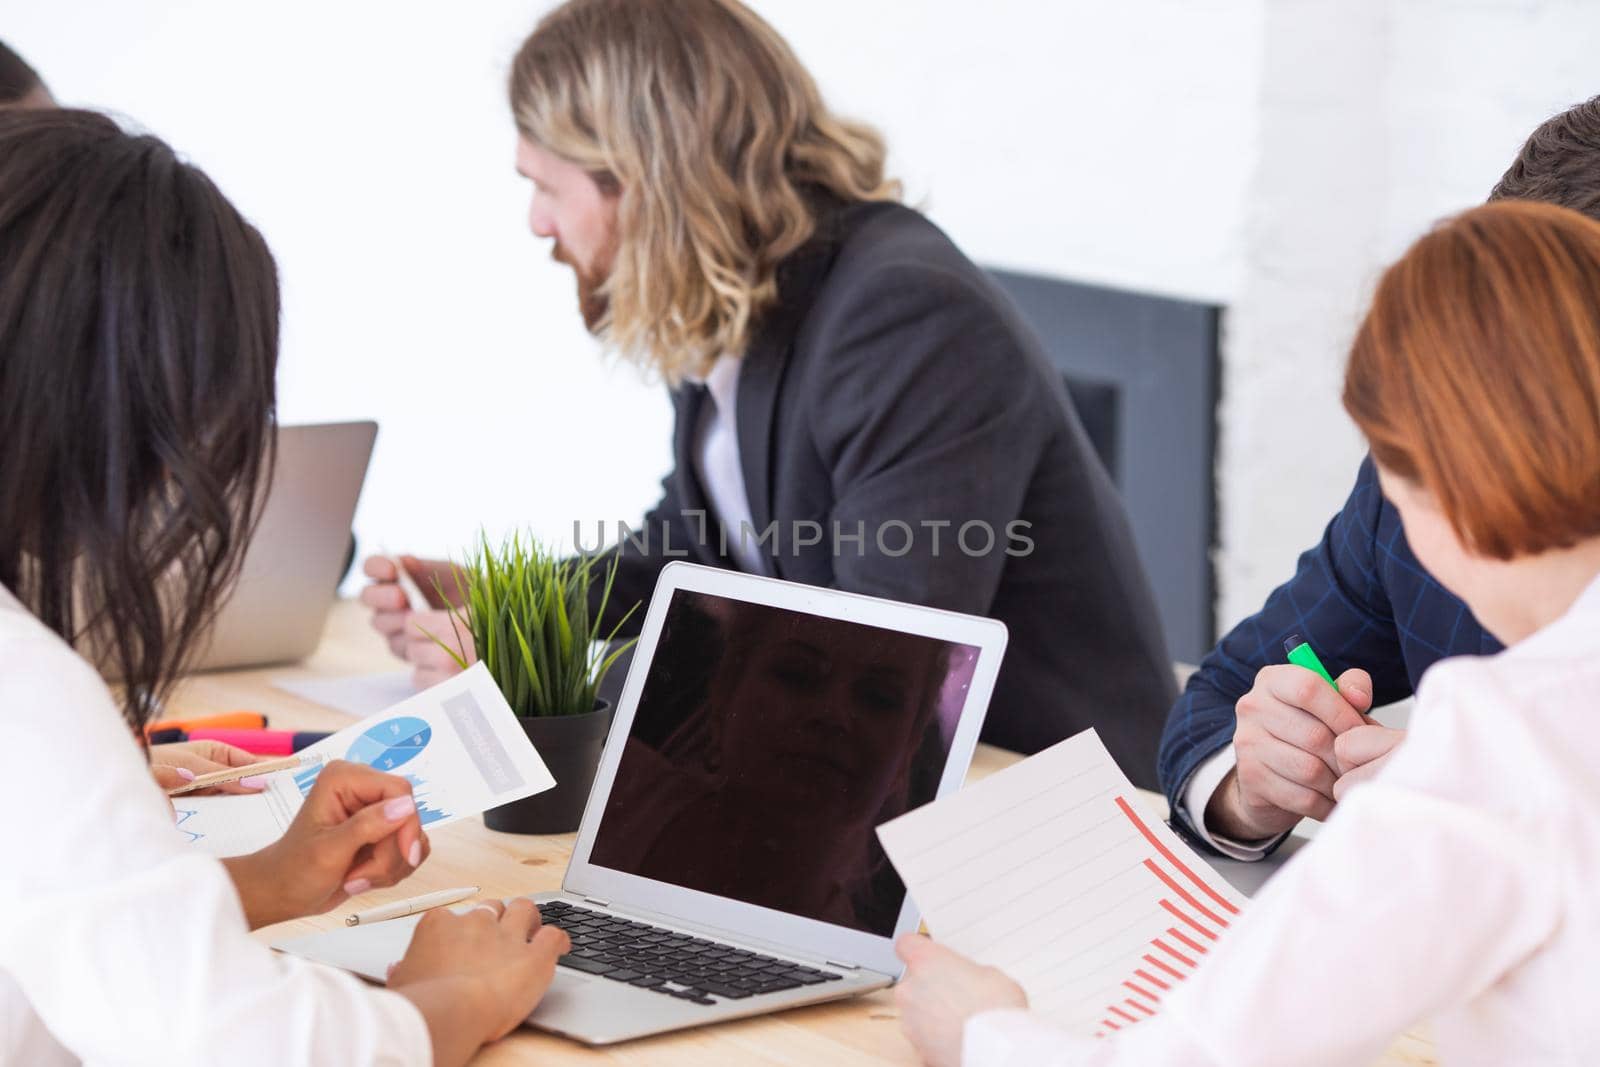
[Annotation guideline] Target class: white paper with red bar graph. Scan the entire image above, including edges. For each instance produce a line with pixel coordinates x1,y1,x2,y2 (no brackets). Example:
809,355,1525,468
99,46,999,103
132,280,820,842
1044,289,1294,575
877,729,1247,1037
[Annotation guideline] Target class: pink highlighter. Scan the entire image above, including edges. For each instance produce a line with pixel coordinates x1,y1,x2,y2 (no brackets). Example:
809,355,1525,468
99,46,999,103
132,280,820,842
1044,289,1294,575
187,727,332,755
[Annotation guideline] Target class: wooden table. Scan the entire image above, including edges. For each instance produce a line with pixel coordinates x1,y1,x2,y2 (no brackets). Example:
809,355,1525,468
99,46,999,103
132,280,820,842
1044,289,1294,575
166,602,1438,1066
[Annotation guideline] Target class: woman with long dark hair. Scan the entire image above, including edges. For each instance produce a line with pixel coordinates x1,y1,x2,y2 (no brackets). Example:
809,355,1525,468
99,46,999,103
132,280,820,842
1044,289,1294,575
0,109,566,1066
0,39,307,791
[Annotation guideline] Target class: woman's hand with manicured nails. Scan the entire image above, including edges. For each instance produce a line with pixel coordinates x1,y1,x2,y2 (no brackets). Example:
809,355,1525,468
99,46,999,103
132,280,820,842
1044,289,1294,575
221,760,430,929
388,898,570,1067
149,739,270,795
1206,666,1375,841
359,555,478,688
893,934,1027,1067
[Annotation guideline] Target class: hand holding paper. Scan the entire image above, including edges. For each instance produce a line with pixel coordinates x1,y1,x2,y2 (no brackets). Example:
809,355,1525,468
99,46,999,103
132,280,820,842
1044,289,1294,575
150,739,273,795
177,663,555,859
893,934,1028,1067
224,762,432,928
878,730,1246,1037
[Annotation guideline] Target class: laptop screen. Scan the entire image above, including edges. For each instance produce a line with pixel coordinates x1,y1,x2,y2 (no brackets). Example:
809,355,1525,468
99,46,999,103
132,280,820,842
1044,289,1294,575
588,589,981,937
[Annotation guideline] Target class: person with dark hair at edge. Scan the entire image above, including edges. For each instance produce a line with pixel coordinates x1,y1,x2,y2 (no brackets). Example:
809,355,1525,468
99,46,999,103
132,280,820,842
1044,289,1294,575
0,36,334,792
0,109,570,1067
1157,97,1600,856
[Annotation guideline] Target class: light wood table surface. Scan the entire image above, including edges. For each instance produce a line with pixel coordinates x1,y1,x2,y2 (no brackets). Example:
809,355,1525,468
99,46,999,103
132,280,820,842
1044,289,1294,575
165,601,1438,1066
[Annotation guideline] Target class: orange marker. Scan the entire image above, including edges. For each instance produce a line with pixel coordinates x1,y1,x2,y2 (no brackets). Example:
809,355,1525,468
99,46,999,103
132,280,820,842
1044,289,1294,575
144,710,267,738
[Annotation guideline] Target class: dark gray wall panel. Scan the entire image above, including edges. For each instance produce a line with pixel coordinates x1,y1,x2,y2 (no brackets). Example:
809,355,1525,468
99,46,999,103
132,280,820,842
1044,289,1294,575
990,269,1219,663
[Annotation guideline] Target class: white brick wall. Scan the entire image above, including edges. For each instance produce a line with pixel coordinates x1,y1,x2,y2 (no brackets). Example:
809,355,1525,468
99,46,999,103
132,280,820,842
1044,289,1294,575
1218,0,1600,628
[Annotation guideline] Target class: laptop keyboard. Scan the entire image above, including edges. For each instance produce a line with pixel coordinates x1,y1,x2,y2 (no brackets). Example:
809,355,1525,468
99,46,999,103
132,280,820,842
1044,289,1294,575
538,900,845,1006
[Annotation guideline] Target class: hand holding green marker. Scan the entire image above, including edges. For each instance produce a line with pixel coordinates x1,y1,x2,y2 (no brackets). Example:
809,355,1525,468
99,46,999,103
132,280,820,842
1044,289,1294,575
1283,633,1338,690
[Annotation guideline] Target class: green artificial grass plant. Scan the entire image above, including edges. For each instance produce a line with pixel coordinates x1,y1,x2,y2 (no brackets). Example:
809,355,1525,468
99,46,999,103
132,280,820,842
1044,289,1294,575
431,531,637,718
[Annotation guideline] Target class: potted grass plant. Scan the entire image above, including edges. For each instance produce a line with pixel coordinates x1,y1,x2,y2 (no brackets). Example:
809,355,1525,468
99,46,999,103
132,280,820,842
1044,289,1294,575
433,531,637,834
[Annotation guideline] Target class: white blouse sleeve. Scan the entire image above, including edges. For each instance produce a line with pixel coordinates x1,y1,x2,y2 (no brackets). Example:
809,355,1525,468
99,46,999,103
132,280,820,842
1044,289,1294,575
0,638,432,1066
962,666,1564,1067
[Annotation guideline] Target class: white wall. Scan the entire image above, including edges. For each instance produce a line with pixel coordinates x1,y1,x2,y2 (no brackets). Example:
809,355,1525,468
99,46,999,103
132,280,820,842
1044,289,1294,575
759,0,1264,305
8,0,1261,590
12,0,675,577
1218,0,1600,627
10,1,1599,634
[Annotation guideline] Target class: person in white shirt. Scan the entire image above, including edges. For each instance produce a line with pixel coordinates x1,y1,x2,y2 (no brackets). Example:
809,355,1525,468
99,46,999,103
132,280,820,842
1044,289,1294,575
893,198,1600,1066
0,108,568,1067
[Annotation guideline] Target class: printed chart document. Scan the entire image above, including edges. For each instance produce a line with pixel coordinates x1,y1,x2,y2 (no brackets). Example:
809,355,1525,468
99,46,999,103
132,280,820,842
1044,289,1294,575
176,663,553,857
877,729,1247,1038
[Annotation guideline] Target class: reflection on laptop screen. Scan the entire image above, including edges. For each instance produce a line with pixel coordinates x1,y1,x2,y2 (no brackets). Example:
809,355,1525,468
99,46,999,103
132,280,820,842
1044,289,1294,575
589,589,981,936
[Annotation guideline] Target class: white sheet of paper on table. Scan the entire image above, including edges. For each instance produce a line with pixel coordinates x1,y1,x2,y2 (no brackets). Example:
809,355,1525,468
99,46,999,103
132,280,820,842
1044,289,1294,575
178,663,553,857
272,670,419,718
876,729,1248,1038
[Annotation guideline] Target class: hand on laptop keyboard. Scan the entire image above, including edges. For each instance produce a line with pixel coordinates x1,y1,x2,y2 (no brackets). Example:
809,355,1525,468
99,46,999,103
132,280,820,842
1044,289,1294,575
538,901,842,1006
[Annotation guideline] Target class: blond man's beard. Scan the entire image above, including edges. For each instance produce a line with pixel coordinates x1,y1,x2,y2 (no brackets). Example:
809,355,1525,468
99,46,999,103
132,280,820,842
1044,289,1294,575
552,240,611,333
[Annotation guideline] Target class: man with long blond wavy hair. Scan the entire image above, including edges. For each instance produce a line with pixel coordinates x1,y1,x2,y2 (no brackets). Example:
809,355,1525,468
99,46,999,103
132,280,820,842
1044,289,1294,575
363,0,1175,780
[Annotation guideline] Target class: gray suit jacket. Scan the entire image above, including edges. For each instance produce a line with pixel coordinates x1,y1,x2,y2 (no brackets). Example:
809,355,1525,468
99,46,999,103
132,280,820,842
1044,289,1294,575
589,196,1175,787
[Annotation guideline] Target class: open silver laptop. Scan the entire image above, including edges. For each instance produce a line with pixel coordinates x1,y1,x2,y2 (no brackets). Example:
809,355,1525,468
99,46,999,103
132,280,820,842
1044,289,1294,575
188,420,377,672
278,561,1007,1043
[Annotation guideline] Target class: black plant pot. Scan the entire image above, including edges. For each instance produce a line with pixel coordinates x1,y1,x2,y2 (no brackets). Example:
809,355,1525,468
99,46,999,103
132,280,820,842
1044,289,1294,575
484,700,613,835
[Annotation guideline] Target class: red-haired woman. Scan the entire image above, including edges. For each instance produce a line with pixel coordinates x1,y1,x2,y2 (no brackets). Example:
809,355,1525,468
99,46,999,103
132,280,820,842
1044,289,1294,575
896,199,1600,1066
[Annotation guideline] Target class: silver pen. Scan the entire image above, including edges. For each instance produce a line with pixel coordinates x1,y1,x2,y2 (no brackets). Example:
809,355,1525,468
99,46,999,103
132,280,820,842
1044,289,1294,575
345,885,480,926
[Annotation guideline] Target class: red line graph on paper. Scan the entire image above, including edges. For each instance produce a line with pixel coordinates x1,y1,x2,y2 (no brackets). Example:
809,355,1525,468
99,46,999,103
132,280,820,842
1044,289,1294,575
875,731,1250,1039
1077,795,1242,1034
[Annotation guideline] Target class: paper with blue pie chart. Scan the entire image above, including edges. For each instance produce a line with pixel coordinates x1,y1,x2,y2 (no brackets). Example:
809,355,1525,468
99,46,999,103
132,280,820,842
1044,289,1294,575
177,663,556,856
292,715,450,825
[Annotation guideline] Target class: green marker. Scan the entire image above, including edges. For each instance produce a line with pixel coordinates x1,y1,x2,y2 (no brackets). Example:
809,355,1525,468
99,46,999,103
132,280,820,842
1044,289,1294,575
1283,633,1338,690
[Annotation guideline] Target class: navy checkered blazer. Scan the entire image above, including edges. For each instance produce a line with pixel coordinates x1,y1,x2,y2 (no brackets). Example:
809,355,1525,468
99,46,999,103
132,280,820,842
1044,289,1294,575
1158,456,1502,846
